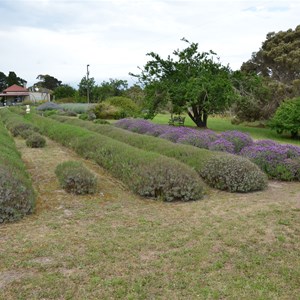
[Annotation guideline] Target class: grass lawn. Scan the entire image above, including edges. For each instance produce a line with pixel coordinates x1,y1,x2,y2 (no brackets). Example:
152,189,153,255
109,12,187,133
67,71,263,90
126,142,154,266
153,114,300,146
0,137,300,299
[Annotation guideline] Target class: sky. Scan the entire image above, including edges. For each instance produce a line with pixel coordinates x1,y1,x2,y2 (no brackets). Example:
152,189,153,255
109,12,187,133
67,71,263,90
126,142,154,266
0,0,299,88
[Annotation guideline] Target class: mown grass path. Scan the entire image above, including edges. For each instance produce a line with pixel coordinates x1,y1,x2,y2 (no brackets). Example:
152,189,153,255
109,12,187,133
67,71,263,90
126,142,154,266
0,137,300,299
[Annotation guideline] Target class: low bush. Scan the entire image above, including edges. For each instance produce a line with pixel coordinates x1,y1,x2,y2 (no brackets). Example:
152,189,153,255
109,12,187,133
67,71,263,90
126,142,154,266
58,103,95,114
10,123,37,137
208,138,235,153
36,102,63,111
0,116,35,223
107,96,140,116
25,114,204,201
55,161,97,194
268,97,300,138
19,129,36,139
240,143,300,180
201,155,268,192
219,130,253,153
93,119,110,124
50,116,268,192
0,109,39,137
26,133,46,148
93,102,122,119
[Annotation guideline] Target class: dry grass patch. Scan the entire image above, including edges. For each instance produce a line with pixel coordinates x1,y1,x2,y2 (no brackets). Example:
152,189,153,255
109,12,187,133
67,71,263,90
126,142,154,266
0,136,299,299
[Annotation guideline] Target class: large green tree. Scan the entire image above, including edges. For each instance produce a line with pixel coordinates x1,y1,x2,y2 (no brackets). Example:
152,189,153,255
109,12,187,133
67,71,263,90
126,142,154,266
53,84,76,100
6,71,27,87
93,78,128,102
78,76,96,102
131,39,236,128
34,74,62,90
241,25,300,84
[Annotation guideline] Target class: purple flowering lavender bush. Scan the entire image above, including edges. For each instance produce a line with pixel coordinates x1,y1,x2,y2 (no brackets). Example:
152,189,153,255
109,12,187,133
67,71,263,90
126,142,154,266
241,143,300,181
114,118,300,181
209,138,235,153
219,130,253,153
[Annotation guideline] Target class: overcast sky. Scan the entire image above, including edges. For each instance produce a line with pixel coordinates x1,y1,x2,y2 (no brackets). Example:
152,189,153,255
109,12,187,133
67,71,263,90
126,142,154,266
0,0,299,88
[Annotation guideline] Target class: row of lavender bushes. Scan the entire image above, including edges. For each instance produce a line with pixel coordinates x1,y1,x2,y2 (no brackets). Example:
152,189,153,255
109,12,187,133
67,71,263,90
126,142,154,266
51,115,268,193
22,112,204,202
115,119,300,181
0,110,36,223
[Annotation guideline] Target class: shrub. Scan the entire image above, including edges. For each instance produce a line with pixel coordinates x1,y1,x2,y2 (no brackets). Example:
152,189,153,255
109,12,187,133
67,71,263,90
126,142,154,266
51,116,268,192
10,123,37,137
240,144,300,180
106,96,140,117
93,119,110,124
59,103,95,114
0,115,35,223
178,130,218,149
26,114,204,201
79,111,96,121
36,102,63,111
201,155,268,192
58,110,77,117
26,133,46,148
93,102,122,119
209,138,235,153
219,130,253,153
55,161,97,194
269,97,300,138
19,129,35,139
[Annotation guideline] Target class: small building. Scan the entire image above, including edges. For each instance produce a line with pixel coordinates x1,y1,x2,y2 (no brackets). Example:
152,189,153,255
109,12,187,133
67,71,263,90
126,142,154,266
0,84,51,106
0,84,29,106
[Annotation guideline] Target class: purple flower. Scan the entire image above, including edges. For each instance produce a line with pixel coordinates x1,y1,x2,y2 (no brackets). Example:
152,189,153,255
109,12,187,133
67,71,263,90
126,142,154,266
220,130,253,153
178,130,218,149
209,138,235,153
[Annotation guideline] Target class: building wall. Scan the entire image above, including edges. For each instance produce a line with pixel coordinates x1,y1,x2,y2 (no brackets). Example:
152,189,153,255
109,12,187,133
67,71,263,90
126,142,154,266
27,92,51,102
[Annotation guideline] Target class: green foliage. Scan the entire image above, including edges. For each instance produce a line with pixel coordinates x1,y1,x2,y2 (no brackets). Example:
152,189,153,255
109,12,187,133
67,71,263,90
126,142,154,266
269,97,300,138
10,123,37,137
53,84,76,100
51,116,268,192
34,74,62,91
93,102,122,119
6,71,27,87
201,155,268,192
0,116,35,223
19,129,35,139
36,102,62,111
79,111,96,121
26,133,46,148
241,25,300,84
26,113,204,201
78,76,96,101
131,38,236,127
93,78,128,101
59,103,95,114
93,119,110,124
93,96,140,119
55,161,97,195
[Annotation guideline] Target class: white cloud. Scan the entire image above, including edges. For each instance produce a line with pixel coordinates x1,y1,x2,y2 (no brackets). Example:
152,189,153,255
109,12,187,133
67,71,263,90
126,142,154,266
0,0,299,87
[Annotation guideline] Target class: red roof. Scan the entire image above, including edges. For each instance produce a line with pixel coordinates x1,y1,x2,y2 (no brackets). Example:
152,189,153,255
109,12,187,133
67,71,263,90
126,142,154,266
3,84,28,93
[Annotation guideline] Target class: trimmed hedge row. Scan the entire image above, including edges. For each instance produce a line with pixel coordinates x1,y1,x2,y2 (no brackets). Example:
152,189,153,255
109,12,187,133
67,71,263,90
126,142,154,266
0,112,35,223
18,112,204,201
51,116,268,192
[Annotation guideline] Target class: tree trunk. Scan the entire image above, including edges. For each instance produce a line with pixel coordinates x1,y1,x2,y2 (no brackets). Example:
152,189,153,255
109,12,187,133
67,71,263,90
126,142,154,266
187,105,208,128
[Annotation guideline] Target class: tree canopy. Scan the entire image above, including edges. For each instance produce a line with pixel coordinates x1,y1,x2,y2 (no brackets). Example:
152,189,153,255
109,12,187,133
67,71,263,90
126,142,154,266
0,71,27,90
53,84,76,100
34,74,62,91
131,39,236,127
241,25,300,85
